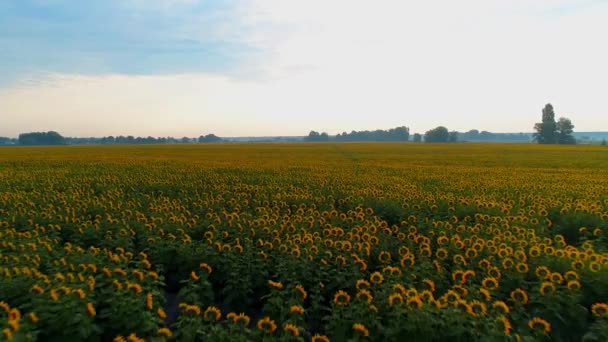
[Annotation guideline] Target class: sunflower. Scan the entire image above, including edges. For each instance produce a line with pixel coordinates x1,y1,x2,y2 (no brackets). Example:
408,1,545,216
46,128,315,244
422,278,436,292
492,300,510,314
7,308,20,321
200,263,213,274
370,272,384,285
453,254,467,266
535,266,550,279
406,296,423,309
86,302,96,317
356,279,371,290
468,300,487,317
3,329,13,341
479,288,491,301
452,285,469,297
498,316,512,336
393,284,406,295
510,288,528,305
311,334,330,342
290,305,305,315
487,267,501,279
482,277,499,291
356,289,373,304
445,290,461,303
50,289,59,302
589,262,602,273
268,280,284,290
564,270,579,282
233,313,251,326
8,319,18,332
28,312,39,323
452,270,464,283
389,293,404,306
383,266,401,276
462,270,476,283
203,306,222,321
378,251,392,263
435,248,449,260
31,284,44,294
550,272,564,284
257,317,278,334
294,284,307,300
283,323,300,337
528,317,551,335
353,323,369,337
515,262,529,274
539,282,555,296
355,259,368,271
405,288,418,299
567,280,581,291
157,328,172,337
334,290,351,306
146,293,153,310
157,308,167,320
454,300,471,312
591,303,608,317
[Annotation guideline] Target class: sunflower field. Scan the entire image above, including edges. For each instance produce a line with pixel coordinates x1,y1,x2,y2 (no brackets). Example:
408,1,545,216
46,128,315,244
1,143,607,342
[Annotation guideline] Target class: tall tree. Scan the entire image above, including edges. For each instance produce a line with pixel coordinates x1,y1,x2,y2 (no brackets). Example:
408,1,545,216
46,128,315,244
534,104,558,144
413,133,422,142
556,117,576,144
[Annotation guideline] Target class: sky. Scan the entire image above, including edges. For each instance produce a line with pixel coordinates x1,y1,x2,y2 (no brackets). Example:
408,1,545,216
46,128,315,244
1,0,607,137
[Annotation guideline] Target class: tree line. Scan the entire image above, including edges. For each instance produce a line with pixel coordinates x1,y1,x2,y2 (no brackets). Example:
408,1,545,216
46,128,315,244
0,132,223,146
0,104,592,146
305,103,579,144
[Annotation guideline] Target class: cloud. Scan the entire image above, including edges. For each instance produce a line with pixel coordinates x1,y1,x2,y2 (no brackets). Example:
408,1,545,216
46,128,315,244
0,0,249,83
1,0,608,136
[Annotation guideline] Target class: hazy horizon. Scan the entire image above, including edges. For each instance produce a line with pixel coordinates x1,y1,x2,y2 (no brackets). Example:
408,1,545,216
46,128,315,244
2,1,608,137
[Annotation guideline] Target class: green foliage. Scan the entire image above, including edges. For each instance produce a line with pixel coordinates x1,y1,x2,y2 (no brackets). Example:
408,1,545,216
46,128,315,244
424,126,450,143
534,104,576,145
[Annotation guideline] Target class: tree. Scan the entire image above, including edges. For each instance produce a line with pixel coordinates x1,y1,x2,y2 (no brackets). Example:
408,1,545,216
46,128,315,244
305,131,329,142
424,126,449,143
198,134,222,143
534,104,558,144
18,131,66,145
601,139,607,146
449,131,459,143
413,133,422,142
556,117,575,144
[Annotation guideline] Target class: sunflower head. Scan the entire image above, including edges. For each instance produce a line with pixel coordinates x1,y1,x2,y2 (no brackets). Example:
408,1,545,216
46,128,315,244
257,317,278,334
334,290,351,306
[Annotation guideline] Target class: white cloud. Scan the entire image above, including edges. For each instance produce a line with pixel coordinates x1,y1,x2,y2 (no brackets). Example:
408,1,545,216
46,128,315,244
2,0,608,136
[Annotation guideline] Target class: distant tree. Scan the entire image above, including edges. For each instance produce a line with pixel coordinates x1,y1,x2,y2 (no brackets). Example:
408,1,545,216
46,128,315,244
424,126,449,143
305,131,329,142
413,133,422,142
601,139,607,146
334,126,410,142
0,137,16,145
449,131,459,143
18,131,66,145
556,117,576,144
534,104,558,144
180,137,191,143
305,131,320,142
198,134,222,143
